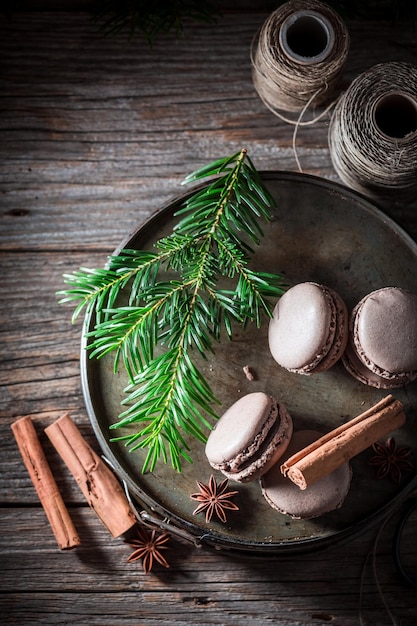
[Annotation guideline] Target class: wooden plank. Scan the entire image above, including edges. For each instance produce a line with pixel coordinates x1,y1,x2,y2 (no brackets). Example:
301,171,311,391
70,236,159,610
1,14,417,250
0,506,416,625
0,250,105,503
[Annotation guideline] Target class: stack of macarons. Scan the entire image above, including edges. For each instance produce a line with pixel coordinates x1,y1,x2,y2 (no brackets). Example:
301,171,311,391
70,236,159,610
268,282,417,390
342,287,417,389
205,391,352,519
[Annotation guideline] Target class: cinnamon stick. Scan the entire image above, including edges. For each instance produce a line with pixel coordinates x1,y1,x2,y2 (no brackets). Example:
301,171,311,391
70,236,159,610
281,395,406,490
45,413,136,538
11,416,80,550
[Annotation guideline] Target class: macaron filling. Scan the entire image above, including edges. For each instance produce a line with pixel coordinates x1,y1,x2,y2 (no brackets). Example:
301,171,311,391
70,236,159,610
310,286,349,373
342,340,398,388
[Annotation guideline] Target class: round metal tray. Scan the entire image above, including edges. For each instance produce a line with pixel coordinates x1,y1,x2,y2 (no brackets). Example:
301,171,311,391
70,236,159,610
81,171,417,553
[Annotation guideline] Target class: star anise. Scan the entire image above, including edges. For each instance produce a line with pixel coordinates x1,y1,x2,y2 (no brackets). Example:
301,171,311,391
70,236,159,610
126,525,170,574
190,474,239,523
369,437,413,484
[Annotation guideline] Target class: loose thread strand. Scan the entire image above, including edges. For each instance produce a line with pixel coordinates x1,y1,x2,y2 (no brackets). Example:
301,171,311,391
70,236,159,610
291,86,338,172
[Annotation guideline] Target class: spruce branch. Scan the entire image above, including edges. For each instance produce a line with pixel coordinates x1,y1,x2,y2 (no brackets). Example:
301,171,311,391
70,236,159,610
58,149,286,473
91,0,221,45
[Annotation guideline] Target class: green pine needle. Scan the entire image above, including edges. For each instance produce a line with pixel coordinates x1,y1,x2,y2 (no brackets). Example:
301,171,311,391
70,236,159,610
58,149,287,473
91,0,221,45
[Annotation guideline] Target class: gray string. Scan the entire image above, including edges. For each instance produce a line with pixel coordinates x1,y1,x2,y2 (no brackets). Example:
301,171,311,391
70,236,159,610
251,0,350,114
329,62,417,201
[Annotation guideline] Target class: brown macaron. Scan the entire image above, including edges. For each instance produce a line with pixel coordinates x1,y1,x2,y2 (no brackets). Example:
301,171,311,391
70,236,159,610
260,430,352,519
342,287,417,388
205,392,293,483
268,282,348,374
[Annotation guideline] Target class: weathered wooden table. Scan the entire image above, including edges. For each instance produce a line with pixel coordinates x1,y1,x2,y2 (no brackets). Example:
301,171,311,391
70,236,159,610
1,7,417,625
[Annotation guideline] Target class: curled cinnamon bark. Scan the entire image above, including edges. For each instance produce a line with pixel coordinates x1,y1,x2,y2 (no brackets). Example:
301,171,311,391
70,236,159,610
11,415,80,550
45,413,136,538
281,395,406,489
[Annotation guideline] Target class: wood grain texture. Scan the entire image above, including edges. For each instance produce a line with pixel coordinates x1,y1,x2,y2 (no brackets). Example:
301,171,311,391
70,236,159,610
1,9,417,625
1,506,416,625
1,13,416,251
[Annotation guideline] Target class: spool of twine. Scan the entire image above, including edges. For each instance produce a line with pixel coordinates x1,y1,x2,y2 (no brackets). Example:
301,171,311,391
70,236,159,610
329,62,417,201
251,0,350,115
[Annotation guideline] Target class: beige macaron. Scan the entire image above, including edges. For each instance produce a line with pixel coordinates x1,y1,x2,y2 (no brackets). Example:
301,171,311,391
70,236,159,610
205,392,293,483
260,430,352,519
268,282,348,375
342,287,417,388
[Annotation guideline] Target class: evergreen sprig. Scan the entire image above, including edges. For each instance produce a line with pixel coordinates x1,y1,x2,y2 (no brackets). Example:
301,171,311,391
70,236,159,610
91,0,220,45
58,149,286,473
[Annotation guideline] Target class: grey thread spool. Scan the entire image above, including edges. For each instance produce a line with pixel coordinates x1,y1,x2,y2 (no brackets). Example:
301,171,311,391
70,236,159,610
251,0,350,114
329,62,417,201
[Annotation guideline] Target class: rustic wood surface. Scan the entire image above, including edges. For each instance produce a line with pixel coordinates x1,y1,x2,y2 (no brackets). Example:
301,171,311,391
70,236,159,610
1,7,417,625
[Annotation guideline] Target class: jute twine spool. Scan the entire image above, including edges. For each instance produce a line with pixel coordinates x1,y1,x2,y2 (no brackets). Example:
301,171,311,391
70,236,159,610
251,0,350,115
329,62,417,201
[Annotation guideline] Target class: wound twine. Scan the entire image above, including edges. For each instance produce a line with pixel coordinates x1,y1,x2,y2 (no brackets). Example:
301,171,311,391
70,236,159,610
329,62,417,202
251,0,350,116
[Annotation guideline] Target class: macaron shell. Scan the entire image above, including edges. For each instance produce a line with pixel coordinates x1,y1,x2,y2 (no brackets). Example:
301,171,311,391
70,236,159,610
260,430,352,519
353,287,417,379
268,282,336,372
205,392,275,466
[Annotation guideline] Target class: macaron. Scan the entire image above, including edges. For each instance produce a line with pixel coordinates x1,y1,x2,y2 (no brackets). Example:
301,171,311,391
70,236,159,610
260,430,352,519
205,392,293,483
342,287,417,389
268,282,348,374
